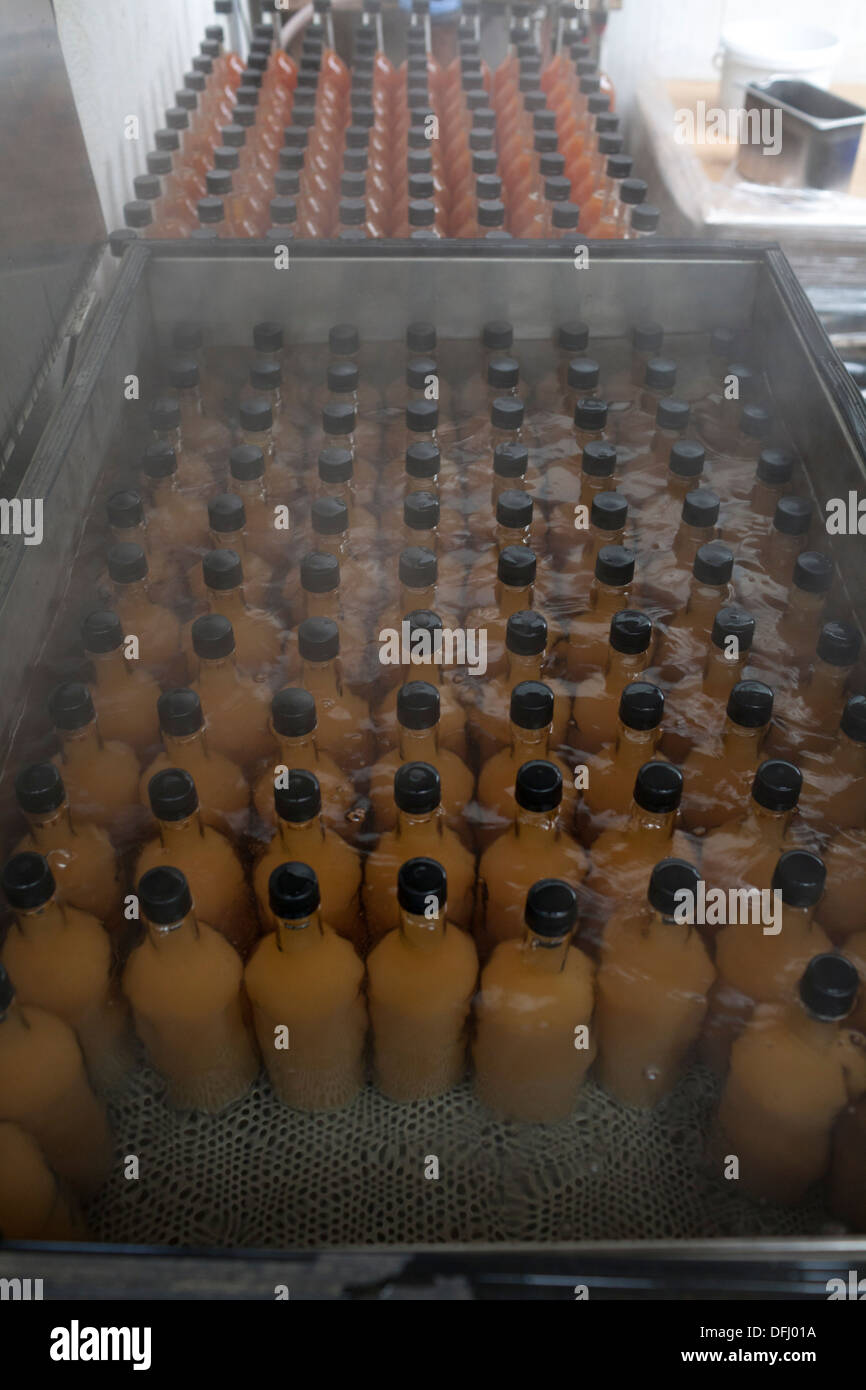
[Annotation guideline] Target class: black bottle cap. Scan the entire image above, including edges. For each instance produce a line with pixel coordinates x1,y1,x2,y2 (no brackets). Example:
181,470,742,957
575,397,608,431
2,852,55,911
630,204,660,233
772,849,826,908
633,761,683,814
515,760,563,813
249,359,283,394
208,493,246,534
394,761,441,814
230,444,264,481
681,487,720,528
197,195,225,224
81,609,124,654
582,440,617,477
251,323,282,356
693,540,734,587
752,760,802,813
482,320,513,351
15,763,66,815
124,199,152,228
816,621,861,668
543,176,570,205
610,610,652,655
524,879,578,938
108,228,139,256
711,605,756,652
590,491,628,533
567,358,600,393
343,124,368,150
497,545,536,587
323,402,357,437
798,953,859,1021
133,172,162,199
312,496,349,537
408,198,437,230
220,123,246,149
149,767,199,822
619,681,664,731
269,862,321,921
138,866,193,925
200,538,244,588
329,323,359,356
341,169,367,199
645,357,677,391
298,616,339,663
726,680,774,728
478,199,506,227
506,610,547,656
274,769,321,823
400,546,437,588
191,613,235,660
317,447,353,485
397,681,440,731
157,689,204,737
597,130,624,154
510,680,554,730
606,153,633,180
149,397,181,432
155,127,181,151
406,356,437,391
406,321,436,353
493,442,529,479
488,356,520,390
756,447,794,487
497,490,533,530
397,857,447,916
404,491,439,531
620,177,648,205
595,544,634,587
405,442,441,478
405,400,439,434
724,361,757,399
107,541,148,585
164,108,190,132
741,403,772,440
301,551,340,594
271,688,316,738
648,858,700,917
491,396,524,431
239,398,273,433
558,322,589,353
49,682,94,731
773,495,812,536
793,551,833,595
656,398,690,431
404,610,443,646
841,694,866,743
213,143,240,171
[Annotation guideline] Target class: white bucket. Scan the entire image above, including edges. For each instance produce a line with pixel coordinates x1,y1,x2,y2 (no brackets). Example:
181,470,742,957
715,23,841,111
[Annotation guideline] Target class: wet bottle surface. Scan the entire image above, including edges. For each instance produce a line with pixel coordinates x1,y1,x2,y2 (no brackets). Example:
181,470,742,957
465,609,571,763
190,613,274,769
252,687,359,842
681,680,775,833
474,680,578,849
582,681,669,836
659,604,757,763
798,695,866,835
595,859,715,1107
473,879,596,1123
372,610,469,763
81,609,161,756
368,857,478,1101
566,544,636,682
0,1120,88,1240
367,681,474,842
48,683,141,847
245,862,366,1111
123,867,259,1113
13,763,122,923
700,759,807,899
571,609,653,756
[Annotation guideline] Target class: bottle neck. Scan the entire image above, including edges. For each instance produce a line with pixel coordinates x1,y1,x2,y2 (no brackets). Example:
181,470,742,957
626,802,677,840
506,650,543,682
209,588,250,621
396,808,440,840
721,718,766,767
303,656,341,698
673,520,713,566
686,579,726,625
164,727,209,761
514,804,560,841
520,925,571,973
746,797,791,844
276,814,325,851
702,645,745,697
275,909,324,955
614,721,660,761
240,426,275,461
590,579,629,614
606,648,648,681
176,384,204,418
400,581,437,612
157,811,205,854
399,904,447,950
12,897,67,938
509,720,550,756
60,720,104,763
276,730,316,760
495,580,534,618
197,652,240,684
114,578,151,608
212,528,249,559
397,724,439,761
303,588,341,620
665,471,693,501
144,908,201,950
24,802,76,846
835,731,866,772
806,658,850,712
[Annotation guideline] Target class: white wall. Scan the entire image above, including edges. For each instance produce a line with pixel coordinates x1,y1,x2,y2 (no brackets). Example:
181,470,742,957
55,0,224,231
604,0,866,121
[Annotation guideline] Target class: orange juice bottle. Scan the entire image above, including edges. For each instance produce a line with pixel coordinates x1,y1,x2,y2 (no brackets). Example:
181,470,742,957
1,853,130,1088
681,680,774,833
477,760,588,951
659,605,757,763
760,551,834,677
463,545,551,680
13,763,122,923
547,438,619,559
762,495,813,587
190,549,283,681
473,879,596,1123
565,544,636,682
368,857,478,1101
700,759,805,901
107,541,183,683
372,610,469,763
557,489,630,613
140,689,249,841
252,770,363,948
228,443,288,572
0,1121,88,1240
245,862,366,1111
48,683,141,846
148,395,213,493
296,616,374,773
596,858,715,1106
465,610,571,763
655,541,735,682
104,487,179,609
81,609,160,756
189,493,273,610
703,850,834,1072
639,486,721,615
368,681,474,841
817,827,866,939
164,354,232,466
124,867,259,1112
571,610,653,755
252,688,359,840
768,621,861,760
635,438,707,555
710,955,866,1205
136,767,256,956
475,681,578,849
284,552,370,696
799,695,866,835
141,440,210,563
582,682,667,831
363,762,476,943
0,966,113,1198
190,614,274,768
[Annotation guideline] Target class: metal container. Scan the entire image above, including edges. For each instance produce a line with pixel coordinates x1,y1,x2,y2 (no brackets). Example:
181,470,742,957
738,78,866,191
1,239,865,1298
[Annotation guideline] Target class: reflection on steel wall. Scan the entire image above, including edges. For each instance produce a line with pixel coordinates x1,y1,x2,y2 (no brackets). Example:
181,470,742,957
0,0,103,474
